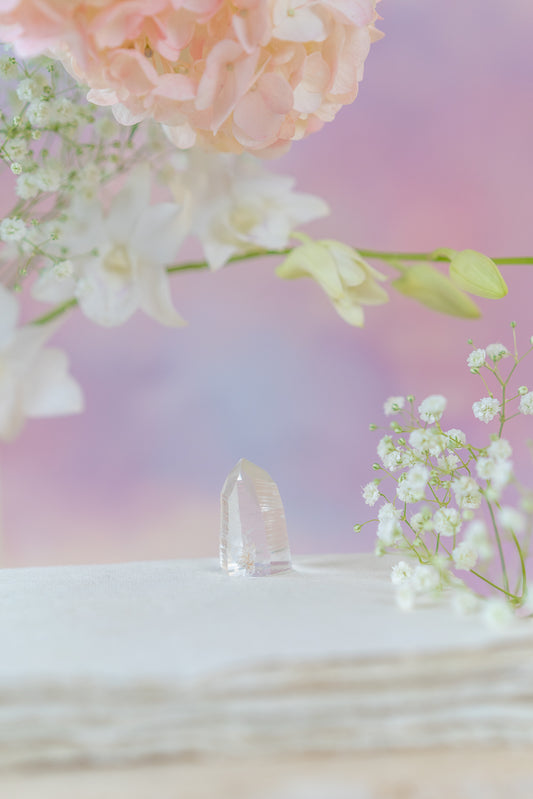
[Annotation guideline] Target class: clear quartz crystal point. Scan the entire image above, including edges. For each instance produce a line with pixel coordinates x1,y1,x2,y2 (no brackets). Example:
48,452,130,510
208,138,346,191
220,458,292,576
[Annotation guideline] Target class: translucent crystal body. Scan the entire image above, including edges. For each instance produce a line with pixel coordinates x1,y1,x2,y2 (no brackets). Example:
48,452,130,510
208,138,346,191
220,458,292,576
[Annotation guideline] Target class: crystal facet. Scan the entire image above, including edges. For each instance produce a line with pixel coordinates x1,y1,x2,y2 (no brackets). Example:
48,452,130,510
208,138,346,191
220,458,292,576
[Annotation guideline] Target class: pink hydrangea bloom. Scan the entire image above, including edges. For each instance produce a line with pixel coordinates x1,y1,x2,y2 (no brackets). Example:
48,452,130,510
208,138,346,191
0,0,382,155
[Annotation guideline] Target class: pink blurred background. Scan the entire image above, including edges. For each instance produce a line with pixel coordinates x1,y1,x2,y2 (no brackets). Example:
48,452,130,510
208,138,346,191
2,0,533,566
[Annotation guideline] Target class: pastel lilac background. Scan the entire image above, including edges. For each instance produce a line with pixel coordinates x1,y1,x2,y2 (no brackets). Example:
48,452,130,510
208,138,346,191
2,0,533,566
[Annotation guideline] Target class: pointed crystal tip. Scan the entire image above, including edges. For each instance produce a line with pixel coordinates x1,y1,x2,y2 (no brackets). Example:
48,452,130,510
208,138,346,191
220,458,292,577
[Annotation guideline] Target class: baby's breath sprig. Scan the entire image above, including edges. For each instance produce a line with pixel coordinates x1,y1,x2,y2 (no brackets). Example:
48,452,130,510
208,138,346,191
0,50,173,292
358,323,533,627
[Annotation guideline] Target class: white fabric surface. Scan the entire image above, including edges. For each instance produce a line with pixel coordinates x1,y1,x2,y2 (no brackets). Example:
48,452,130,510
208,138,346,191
0,554,532,769
0,554,524,681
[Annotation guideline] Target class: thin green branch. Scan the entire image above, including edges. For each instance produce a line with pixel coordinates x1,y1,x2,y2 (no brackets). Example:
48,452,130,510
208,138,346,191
469,569,519,600
166,248,292,274
512,531,527,601
492,257,533,265
499,381,507,437
27,246,533,327
32,298,78,326
356,251,533,265
486,498,509,594
166,248,533,274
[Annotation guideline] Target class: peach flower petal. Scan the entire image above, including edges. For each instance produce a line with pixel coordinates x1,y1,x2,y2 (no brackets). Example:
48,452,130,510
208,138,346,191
0,0,381,155
233,72,293,146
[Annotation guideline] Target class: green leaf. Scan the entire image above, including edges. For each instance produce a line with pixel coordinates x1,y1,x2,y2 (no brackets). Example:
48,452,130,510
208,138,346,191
393,263,481,318
449,250,508,299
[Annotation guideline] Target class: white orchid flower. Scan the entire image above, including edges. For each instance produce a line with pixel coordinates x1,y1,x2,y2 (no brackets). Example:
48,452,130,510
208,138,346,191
163,151,329,270
0,285,83,440
33,166,187,328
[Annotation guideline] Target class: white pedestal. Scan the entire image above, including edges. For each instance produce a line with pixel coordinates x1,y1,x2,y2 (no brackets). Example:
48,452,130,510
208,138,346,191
1,554,532,795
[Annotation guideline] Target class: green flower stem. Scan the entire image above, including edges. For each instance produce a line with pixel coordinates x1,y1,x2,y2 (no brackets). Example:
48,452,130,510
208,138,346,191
428,533,517,599
502,412,521,424
477,370,493,398
29,247,533,327
32,298,78,326
427,481,446,508
491,257,533,265
356,251,533,266
166,248,292,274
167,249,533,274
499,381,507,437
496,351,524,435
469,570,519,601
127,123,139,144
512,531,527,600
378,493,431,562
451,448,473,476
486,498,510,594
402,520,431,562
517,345,533,365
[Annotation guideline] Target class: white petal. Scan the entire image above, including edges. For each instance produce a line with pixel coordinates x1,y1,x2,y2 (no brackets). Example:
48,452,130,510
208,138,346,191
249,212,292,250
163,122,197,150
250,193,328,250
132,202,185,266
6,324,54,375
62,202,105,255
0,369,22,440
333,297,365,326
328,242,367,286
22,347,84,419
0,284,19,349
346,281,388,306
107,165,152,244
137,263,186,327
75,266,138,327
111,102,148,126
86,88,119,106
282,193,329,225
239,174,295,198
32,268,77,305
278,244,344,297
203,238,238,271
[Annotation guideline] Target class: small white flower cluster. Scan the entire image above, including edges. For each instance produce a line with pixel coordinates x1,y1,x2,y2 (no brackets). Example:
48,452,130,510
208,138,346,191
383,396,405,416
467,337,533,421
467,344,510,372
0,52,141,291
359,328,533,625
0,217,26,242
519,391,533,415
391,560,442,611
472,396,501,423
